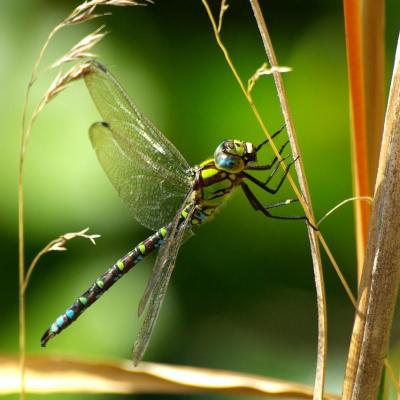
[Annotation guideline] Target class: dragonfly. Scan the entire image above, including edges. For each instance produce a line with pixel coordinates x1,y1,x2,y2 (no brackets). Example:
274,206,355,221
41,60,309,365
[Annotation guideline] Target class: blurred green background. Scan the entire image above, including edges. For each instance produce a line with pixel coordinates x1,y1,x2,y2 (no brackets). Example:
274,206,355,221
1,0,399,399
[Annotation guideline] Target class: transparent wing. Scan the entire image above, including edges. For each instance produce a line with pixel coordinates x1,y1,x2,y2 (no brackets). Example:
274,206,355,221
133,204,196,365
137,186,196,318
85,61,192,230
89,122,190,230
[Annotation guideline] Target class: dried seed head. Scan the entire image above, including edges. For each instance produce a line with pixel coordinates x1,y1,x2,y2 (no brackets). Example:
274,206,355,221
48,228,101,252
44,62,93,105
52,26,107,68
64,0,153,26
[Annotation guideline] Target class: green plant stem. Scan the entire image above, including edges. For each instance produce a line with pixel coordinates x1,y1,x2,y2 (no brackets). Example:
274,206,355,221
18,157,26,400
18,25,59,394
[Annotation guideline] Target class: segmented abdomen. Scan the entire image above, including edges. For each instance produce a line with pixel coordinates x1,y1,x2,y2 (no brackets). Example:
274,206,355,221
40,225,169,346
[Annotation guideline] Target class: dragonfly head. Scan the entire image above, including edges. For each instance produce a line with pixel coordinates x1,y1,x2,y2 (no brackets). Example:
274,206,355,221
214,140,257,173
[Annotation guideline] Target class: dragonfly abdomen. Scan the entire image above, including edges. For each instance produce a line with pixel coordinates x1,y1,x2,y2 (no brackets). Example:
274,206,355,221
41,226,169,347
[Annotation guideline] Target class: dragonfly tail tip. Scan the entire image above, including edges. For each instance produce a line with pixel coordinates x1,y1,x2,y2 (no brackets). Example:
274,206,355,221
40,329,53,347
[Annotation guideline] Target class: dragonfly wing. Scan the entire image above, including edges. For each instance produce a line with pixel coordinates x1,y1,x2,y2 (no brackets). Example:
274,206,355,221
89,121,190,231
133,204,196,365
137,185,196,317
85,61,192,230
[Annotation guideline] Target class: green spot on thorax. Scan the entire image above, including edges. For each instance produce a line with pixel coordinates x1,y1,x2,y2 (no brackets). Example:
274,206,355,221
201,167,219,180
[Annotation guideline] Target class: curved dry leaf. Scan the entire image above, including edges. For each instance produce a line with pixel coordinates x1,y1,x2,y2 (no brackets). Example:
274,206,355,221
0,355,339,399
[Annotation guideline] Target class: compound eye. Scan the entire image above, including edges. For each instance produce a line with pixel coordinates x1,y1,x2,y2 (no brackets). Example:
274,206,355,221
215,152,244,172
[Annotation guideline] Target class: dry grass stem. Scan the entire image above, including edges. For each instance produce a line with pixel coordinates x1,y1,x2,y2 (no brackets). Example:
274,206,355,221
248,62,291,94
23,228,100,293
217,0,229,33
0,355,340,399
19,2,149,399
202,0,297,201
317,196,373,226
247,1,327,398
342,32,400,400
201,1,350,398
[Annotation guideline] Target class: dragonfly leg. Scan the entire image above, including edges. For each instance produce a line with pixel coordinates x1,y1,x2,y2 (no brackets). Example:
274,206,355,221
255,124,286,152
242,182,306,221
262,153,292,184
243,156,298,195
264,198,299,210
247,141,290,171
241,182,318,229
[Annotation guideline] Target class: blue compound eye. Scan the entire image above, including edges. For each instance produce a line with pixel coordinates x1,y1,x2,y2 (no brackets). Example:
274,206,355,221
215,152,244,172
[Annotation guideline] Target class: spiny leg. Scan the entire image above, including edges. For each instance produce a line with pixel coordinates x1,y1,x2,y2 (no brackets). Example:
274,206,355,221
243,156,298,195
241,182,308,221
263,153,292,185
247,141,290,171
264,198,299,210
255,124,286,152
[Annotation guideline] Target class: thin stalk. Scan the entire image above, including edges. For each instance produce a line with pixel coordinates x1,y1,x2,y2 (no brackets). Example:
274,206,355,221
201,0,309,218
18,23,63,399
18,164,25,400
248,2,326,398
201,1,332,398
17,3,144,398
317,197,373,226
202,0,356,314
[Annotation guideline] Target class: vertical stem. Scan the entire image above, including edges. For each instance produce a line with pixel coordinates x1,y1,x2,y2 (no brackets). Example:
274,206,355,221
342,33,400,400
248,1,327,399
18,158,26,400
342,0,371,279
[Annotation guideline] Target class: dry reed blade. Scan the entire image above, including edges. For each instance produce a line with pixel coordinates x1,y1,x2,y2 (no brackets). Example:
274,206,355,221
342,32,400,400
342,0,385,280
248,2,327,399
342,0,370,278
362,0,385,186
0,355,340,399
201,1,329,398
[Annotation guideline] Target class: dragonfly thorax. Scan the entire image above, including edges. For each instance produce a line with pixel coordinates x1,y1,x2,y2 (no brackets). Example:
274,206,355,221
214,140,256,173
